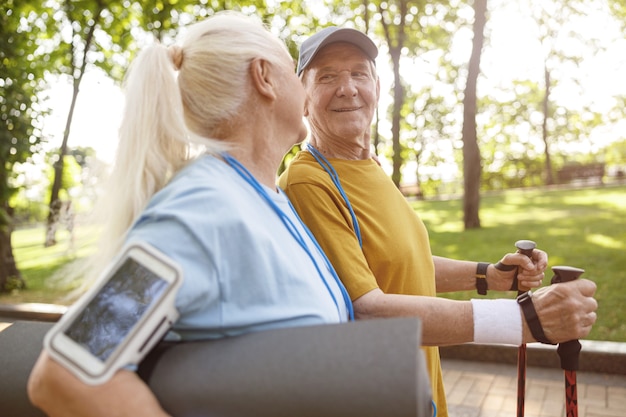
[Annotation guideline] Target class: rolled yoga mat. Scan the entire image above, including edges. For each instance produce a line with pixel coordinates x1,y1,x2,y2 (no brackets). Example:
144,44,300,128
0,317,431,417
141,317,432,417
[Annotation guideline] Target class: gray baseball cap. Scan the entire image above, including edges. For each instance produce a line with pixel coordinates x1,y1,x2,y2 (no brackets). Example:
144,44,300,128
297,27,378,76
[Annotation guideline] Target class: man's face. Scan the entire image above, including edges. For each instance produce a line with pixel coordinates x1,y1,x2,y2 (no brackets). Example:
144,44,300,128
302,42,379,143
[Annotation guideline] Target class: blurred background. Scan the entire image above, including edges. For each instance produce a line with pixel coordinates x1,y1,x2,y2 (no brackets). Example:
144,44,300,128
1,0,625,340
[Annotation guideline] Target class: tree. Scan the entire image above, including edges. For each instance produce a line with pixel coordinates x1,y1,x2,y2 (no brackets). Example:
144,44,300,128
527,0,612,185
377,1,408,187
367,0,460,187
43,0,326,247
400,83,452,197
474,0,625,193
462,0,487,229
478,80,547,189
44,0,140,247
0,0,49,291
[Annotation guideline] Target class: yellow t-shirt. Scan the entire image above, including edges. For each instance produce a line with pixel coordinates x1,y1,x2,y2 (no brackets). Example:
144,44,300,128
279,151,448,416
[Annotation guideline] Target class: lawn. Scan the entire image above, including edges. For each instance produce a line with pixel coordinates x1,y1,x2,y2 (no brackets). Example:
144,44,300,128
413,184,626,342
2,184,625,342
1,225,97,304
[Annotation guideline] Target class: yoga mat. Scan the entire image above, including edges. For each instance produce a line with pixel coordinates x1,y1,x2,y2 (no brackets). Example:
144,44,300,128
145,317,431,417
0,317,431,417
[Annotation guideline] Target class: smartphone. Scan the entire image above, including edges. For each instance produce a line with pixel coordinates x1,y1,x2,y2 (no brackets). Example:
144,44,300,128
44,242,182,385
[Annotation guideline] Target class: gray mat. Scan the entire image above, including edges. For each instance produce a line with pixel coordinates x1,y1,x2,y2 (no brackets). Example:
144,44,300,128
0,321,50,417
0,318,431,417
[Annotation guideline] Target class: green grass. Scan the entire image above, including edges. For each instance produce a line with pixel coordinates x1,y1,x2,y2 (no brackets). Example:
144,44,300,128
2,184,625,342
413,184,626,342
0,226,97,304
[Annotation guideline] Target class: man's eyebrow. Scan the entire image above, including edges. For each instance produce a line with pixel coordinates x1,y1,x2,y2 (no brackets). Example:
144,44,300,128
317,63,370,72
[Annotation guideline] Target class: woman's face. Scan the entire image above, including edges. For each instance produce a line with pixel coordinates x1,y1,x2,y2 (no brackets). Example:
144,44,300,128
274,53,308,147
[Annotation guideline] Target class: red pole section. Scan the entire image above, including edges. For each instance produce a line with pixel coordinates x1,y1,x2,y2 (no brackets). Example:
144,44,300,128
551,266,585,417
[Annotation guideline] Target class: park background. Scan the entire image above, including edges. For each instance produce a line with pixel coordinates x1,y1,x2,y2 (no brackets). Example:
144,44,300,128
1,0,625,342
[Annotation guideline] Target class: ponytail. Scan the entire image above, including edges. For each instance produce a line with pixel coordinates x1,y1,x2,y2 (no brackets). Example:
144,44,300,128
71,43,190,290
60,11,291,293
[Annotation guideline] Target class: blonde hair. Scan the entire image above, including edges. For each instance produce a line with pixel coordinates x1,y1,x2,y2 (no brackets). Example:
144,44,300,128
68,11,292,291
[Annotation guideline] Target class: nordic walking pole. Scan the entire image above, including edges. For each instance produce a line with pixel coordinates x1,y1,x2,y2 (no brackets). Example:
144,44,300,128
513,240,535,417
495,239,536,417
551,266,585,417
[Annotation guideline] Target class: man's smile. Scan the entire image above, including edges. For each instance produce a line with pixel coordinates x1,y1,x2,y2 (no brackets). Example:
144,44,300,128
332,106,362,112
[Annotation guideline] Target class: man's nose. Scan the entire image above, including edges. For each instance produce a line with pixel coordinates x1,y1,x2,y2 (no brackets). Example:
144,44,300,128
336,74,358,97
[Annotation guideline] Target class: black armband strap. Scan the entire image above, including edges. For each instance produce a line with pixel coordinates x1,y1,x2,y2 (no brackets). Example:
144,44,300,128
475,262,490,295
516,291,554,344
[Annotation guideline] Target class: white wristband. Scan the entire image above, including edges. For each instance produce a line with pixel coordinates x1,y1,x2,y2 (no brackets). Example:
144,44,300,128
471,299,522,346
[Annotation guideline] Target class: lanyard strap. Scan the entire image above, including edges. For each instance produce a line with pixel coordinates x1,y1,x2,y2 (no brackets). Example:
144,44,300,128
222,153,354,321
306,144,363,248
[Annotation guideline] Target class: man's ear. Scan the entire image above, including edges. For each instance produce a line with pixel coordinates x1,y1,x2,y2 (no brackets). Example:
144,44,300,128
301,76,311,117
249,58,277,100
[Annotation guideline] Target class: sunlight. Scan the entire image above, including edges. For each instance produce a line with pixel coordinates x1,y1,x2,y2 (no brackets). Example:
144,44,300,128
42,70,123,165
587,233,625,250
39,3,625,174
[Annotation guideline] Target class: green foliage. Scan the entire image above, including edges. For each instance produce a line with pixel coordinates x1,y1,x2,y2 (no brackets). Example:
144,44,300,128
10,202,48,226
367,0,466,186
9,147,101,225
3,0,626,283
0,0,49,239
42,0,142,84
604,139,626,167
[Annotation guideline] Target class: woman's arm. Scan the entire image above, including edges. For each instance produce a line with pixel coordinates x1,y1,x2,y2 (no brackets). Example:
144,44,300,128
28,351,171,417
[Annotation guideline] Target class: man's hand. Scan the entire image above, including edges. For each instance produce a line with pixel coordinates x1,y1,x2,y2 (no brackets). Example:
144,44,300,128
488,248,548,292
524,279,598,344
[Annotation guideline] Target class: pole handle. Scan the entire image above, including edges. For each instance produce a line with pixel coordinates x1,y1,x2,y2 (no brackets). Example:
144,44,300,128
551,266,585,284
557,340,582,371
513,240,536,292
551,266,585,372
515,239,536,258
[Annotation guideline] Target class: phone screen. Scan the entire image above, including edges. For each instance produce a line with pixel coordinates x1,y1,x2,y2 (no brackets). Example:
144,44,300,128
64,258,169,362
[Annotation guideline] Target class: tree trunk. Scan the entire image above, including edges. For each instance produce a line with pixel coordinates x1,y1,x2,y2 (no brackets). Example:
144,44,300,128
414,149,423,199
390,50,404,187
0,204,25,292
462,0,487,230
46,6,103,246
363,4,380,157
379,1,407,188
542,65,554,185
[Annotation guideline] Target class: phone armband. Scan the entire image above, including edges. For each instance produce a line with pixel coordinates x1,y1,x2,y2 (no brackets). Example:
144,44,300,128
44,242,183,385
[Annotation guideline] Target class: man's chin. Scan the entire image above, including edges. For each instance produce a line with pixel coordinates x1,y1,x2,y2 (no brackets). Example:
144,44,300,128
332,125,370,140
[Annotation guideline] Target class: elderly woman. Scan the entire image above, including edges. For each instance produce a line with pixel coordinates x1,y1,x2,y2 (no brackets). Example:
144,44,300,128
27,12,351,417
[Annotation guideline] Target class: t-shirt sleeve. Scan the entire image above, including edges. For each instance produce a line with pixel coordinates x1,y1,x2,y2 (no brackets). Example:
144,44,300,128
126,188,220,319
285,181,379,300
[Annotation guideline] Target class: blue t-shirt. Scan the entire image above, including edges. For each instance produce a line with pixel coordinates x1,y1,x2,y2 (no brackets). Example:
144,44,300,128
127,155,348,340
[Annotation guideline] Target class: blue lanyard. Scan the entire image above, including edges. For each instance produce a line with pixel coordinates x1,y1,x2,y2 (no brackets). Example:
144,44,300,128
305,147,438,417
306,144,363,248
221,153,354,322
306,147,438,417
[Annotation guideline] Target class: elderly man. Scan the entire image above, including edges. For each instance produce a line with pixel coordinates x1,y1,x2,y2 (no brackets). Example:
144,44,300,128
278,26,598,416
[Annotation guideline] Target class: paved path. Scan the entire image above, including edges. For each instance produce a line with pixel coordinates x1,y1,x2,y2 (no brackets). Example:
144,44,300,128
442,358,626,417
